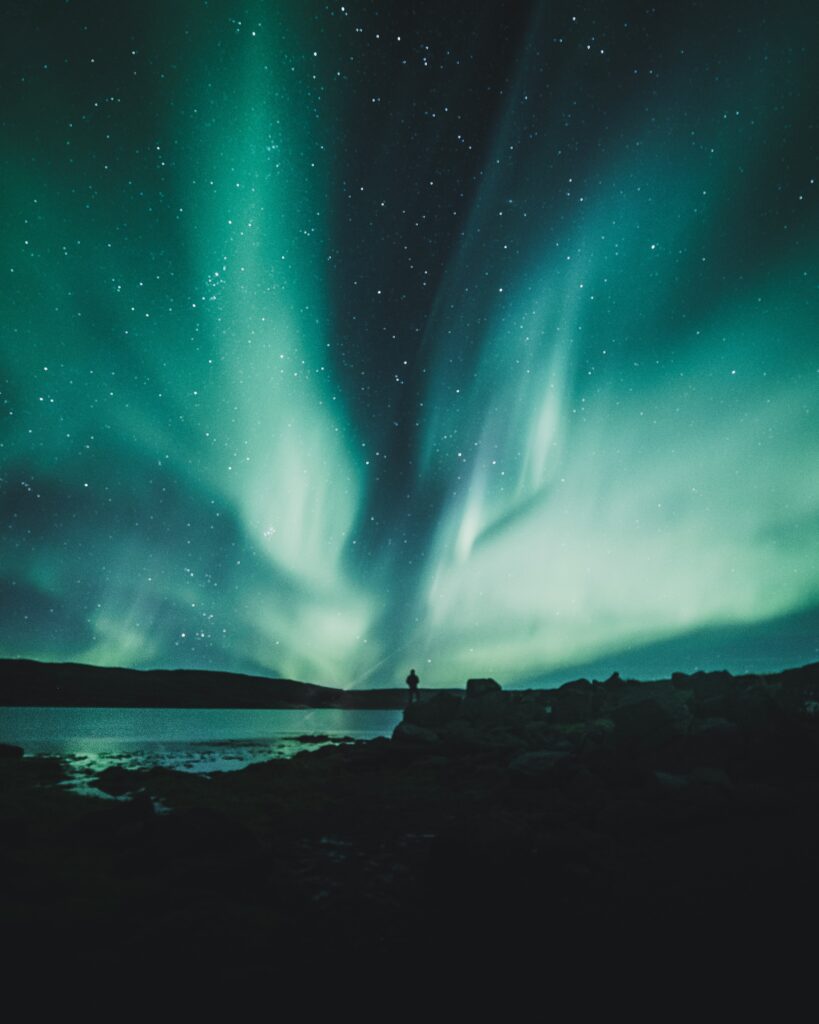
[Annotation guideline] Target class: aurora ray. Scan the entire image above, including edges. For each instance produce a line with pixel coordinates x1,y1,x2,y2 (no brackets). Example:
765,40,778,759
1,0,817,686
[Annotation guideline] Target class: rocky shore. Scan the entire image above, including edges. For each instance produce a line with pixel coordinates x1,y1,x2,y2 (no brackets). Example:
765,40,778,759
2,662,819,986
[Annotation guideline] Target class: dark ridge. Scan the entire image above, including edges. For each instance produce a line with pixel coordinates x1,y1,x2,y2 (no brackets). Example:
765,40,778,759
1,656,817,710
0,657,425,709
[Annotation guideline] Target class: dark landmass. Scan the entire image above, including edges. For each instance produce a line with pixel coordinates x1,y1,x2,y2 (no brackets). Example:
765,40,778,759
0,657,440,708
3,661,819,991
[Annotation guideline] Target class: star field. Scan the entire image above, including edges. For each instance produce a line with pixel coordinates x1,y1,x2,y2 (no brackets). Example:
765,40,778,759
1,0,817,686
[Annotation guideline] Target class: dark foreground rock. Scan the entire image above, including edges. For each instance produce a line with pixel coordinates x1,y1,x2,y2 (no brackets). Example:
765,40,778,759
2,661,819,989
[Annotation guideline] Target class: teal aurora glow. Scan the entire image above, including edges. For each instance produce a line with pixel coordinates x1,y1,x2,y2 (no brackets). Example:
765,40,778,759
1,0,817,687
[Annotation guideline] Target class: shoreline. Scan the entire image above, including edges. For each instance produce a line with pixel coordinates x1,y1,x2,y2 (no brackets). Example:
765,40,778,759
3,663,819,981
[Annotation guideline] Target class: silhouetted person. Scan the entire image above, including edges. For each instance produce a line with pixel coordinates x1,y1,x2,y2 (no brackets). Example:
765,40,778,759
406,668,420,703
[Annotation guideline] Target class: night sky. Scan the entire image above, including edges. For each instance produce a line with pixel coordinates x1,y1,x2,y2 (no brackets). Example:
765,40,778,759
1,0,817,688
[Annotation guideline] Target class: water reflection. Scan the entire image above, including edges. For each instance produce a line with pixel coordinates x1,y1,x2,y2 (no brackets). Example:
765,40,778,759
0,707,404,795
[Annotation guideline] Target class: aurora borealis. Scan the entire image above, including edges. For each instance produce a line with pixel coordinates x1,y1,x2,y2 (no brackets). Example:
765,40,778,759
1,0,817,688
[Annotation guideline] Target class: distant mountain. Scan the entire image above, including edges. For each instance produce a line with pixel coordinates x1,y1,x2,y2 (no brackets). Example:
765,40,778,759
0,659,417,709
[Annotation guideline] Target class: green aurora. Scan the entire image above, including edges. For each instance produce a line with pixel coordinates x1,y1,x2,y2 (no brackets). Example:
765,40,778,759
1,0,817,686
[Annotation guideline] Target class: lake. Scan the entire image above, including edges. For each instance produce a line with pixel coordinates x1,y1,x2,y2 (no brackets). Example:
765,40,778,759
0,706,404,791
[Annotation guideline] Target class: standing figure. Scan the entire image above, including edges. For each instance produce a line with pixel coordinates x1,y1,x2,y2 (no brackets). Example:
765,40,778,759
405,668,420,703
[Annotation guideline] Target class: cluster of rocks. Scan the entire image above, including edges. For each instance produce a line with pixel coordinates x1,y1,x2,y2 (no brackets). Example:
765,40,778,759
3,662,819,986
387,664,819,954
393,665,819,782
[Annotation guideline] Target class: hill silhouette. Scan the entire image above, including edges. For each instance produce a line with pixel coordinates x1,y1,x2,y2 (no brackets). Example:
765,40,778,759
0,658,423,709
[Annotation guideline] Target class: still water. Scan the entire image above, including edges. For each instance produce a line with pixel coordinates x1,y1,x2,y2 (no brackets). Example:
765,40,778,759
0,706,404,784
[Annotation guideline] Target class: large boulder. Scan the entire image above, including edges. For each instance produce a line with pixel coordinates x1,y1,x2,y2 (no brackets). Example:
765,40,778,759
505,699,550,729
607,683,692,747
460,692,507,725
438,718,493,752
465,678,502,698
392,721,440,745
0,743,24,759
470,692,549,730
550,678,594,723
403,692,463,729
